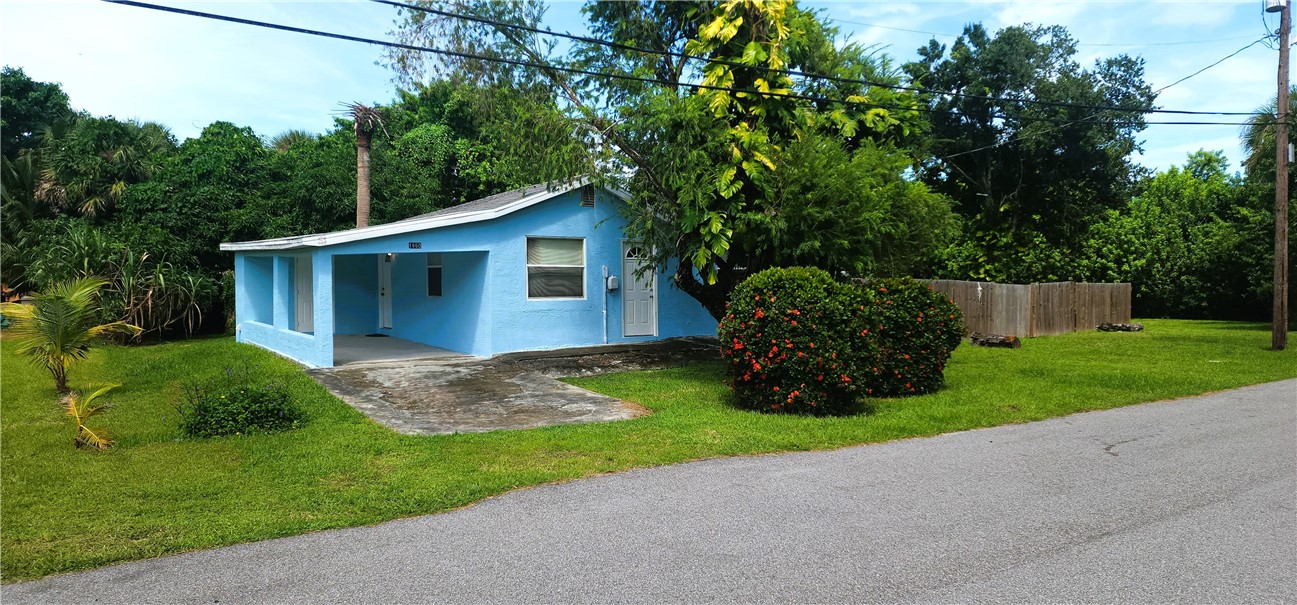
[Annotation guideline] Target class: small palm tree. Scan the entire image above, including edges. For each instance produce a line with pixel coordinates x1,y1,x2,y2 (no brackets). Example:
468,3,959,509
1241,86,1297,183
0,277,141,393
64,384,118,450
268,129,317,152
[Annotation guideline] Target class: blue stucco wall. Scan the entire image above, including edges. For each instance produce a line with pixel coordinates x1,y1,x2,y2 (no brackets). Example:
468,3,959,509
333,254,378,335
233,188,716,366
389,251,492,356
234,249,333,368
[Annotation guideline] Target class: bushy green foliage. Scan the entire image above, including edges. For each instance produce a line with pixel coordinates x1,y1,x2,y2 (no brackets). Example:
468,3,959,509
719,267,869,415
720,269,965,414
178,367,304,438
20,219,214,338
1,66,73,159
905,23,1153,268
857,278,965,397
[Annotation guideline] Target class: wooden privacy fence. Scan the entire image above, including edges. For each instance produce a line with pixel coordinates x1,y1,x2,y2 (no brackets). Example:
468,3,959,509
923,280,1132,338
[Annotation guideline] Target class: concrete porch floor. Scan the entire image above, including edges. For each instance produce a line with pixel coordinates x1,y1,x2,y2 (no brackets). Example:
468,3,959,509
332,335,469,366
309,337,718,435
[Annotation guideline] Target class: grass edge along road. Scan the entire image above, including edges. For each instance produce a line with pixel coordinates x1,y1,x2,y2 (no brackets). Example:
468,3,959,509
2,319,1294,582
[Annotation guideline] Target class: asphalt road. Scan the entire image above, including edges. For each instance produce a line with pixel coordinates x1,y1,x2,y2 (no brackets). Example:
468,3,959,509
7,380,1295,604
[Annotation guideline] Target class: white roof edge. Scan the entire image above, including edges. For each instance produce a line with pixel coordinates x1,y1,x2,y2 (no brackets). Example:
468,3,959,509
219,180,628,252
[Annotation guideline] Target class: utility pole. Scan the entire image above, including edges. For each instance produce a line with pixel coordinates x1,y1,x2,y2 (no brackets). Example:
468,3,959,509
1273,0,1290,351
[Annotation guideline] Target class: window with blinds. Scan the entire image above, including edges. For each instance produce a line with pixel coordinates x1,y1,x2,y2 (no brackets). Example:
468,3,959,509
526,237,584,298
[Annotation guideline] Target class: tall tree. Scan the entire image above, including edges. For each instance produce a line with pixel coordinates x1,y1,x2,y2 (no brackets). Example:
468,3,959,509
904,24,1156,280
348,103,383,228
386,0,950,318
0,66,73,159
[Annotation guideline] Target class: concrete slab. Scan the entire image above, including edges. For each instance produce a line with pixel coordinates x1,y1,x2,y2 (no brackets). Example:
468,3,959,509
310,337,718,435
332,335,463,366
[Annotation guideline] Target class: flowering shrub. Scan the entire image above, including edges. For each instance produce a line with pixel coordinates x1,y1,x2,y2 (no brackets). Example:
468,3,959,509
720,269,966,414
857,277,965,397
177,366,304,438
718,267,871,415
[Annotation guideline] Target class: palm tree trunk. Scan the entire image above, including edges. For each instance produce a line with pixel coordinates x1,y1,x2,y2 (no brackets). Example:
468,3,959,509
356,127,372,229
53,361,69,394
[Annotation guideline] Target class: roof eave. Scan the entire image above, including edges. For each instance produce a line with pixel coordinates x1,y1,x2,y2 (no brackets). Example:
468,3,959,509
219,180,598,252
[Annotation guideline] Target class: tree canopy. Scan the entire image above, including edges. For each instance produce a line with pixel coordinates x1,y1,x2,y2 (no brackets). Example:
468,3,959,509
386,0,954,318
1,66,74,160
904,24,1157,280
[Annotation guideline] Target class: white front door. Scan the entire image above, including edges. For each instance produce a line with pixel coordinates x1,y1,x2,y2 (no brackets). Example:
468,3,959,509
294,255,314,333
622,243,656,337
378,254,393,330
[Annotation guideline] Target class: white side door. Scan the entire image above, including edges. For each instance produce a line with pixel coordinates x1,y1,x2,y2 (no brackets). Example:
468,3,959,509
378,254,393,330
622,244,656,337
294,255,314,333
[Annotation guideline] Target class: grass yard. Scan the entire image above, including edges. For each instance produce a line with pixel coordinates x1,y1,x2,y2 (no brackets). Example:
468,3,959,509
2,319,1294,581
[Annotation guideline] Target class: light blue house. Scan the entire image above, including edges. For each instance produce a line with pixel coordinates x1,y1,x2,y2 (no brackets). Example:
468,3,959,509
219,180,717,368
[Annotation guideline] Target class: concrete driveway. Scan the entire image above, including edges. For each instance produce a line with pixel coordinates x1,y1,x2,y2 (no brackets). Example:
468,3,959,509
7,379,1295,604
310,337,718,434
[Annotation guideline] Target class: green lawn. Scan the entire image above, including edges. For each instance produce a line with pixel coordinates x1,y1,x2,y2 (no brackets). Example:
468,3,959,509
2,320,1294,582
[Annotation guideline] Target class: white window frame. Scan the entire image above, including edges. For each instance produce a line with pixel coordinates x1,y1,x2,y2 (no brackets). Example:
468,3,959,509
427,253,443,298
525,236,586,300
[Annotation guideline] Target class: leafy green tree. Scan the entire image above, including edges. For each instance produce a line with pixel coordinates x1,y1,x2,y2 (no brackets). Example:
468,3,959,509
1,151,52,290
1080,150,1270,319
1,66,73,159
118,121,266,268
38,116,176,217
386,0,950,319
1,277,141,393
904,24,1156,280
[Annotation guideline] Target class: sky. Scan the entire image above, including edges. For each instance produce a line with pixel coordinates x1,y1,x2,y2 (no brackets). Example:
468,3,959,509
0,0,1286,172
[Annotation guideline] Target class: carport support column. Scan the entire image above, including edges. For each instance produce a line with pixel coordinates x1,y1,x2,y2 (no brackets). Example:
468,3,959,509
313,250,335,367
233,255,249,343
272,256,293,330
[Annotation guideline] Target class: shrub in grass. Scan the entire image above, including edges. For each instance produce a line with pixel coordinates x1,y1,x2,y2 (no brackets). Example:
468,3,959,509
718,267,871,415
856,277,965,397
178,367,304,438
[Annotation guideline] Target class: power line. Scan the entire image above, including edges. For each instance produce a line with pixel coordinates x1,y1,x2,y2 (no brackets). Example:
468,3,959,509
1151,37,1268,94
101,0,1255,129
374,0,1257,118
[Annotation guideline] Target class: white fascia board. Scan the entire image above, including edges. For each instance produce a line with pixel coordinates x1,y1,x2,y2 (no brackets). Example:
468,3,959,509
219,181,588,252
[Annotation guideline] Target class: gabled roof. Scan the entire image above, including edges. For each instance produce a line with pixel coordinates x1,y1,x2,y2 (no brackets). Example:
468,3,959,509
220,178,625,252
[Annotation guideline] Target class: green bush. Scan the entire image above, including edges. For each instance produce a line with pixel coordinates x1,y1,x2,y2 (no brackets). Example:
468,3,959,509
856,277,965,397
178,367,304,438
718,267,871,415
720,269,966,415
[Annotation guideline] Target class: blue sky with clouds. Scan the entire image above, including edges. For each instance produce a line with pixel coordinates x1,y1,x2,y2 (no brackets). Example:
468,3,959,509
1,1,1283,172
